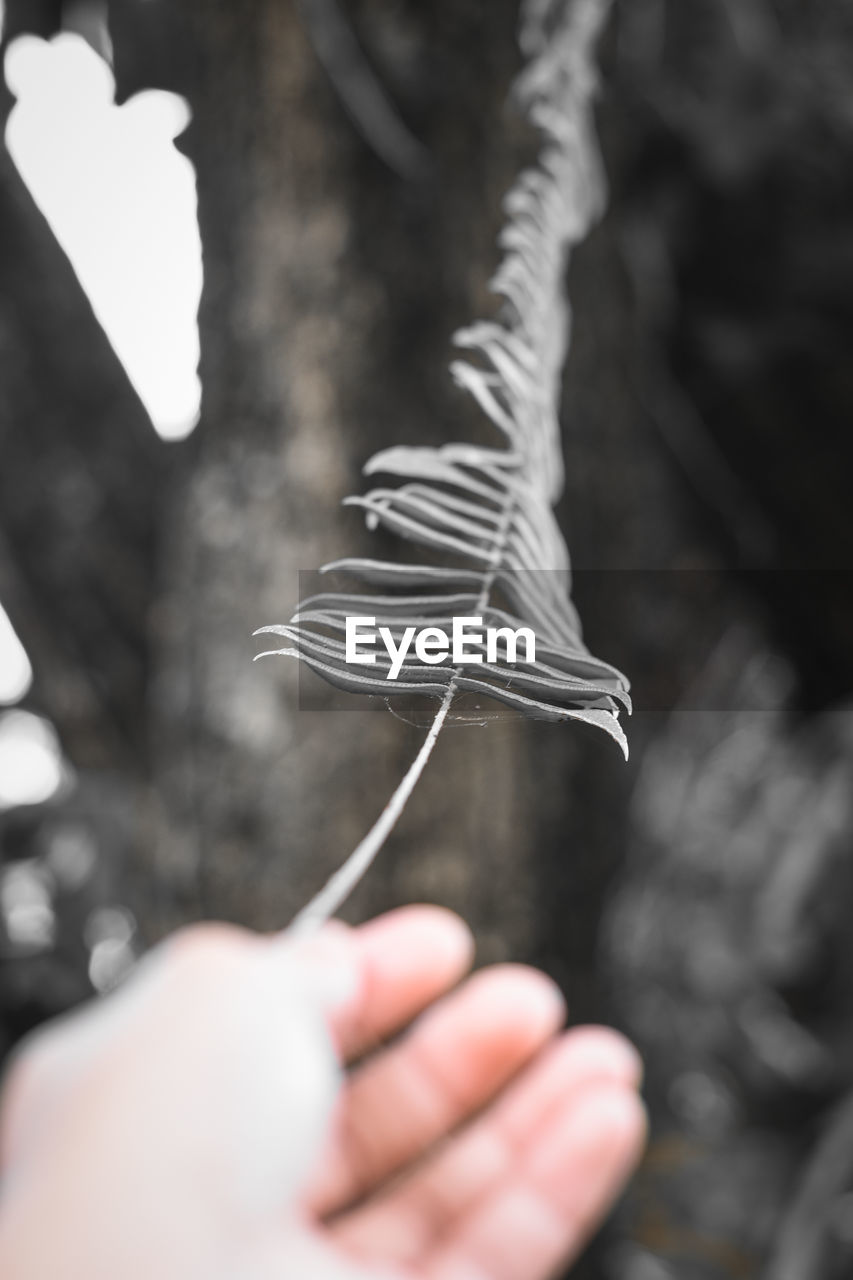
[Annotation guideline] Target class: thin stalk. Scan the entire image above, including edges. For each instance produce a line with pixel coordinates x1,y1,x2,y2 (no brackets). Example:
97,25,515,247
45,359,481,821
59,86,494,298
288,681,456,936
289,511,514,936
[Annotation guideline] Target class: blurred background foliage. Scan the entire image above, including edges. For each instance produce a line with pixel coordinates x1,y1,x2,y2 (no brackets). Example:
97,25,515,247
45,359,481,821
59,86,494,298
1,1,853,1276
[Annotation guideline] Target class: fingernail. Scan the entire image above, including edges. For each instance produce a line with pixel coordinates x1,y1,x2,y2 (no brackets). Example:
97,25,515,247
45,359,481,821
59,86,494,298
429,912,476,973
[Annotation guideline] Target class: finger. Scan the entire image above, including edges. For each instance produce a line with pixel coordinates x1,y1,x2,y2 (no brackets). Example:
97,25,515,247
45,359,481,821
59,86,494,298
308,965,566,1215
419,1085,646,1280
2,908,470,1176
301,906,475,1062
330,1026,641,1264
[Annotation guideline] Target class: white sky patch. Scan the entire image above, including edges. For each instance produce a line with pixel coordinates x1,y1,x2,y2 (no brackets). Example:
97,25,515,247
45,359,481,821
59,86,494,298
0,710,68,809
0,604,33,704
4,33,202,440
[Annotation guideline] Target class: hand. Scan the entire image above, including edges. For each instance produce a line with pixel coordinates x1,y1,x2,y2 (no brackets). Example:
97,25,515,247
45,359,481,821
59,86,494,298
0,907,646,1279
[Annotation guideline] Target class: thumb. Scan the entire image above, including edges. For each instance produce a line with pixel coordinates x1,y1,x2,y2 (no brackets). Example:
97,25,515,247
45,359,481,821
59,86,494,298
105,925,343,1214
0,926,343,1280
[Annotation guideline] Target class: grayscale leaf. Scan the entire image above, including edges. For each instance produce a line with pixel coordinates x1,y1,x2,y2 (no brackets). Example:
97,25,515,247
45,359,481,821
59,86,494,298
256,0,628,932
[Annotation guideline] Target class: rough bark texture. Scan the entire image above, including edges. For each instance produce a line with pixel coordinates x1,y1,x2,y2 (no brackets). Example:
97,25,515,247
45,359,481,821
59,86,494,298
126,0,531,951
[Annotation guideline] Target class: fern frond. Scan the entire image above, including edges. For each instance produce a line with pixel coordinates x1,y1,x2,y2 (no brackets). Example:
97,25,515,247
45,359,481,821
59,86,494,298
258,0,627,932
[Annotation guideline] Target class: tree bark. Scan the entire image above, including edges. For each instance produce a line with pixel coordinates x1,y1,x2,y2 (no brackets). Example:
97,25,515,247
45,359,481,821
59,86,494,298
102,0,713,1006
116,1,550,954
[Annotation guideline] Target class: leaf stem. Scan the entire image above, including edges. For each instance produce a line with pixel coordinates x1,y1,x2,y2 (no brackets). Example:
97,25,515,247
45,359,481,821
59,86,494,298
288,681,456,936
288,478,517,935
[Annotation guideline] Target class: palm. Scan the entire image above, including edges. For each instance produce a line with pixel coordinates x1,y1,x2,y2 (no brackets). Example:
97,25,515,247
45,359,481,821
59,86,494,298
300,908,646,1280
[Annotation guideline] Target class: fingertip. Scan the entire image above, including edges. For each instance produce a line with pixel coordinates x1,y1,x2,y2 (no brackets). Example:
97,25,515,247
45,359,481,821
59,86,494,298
528,1081,648,1219
359,905,476,981
559,1026,644,1089
462,964,567,1039
587,1084,648,1151
320,907,476,1059
578,1085,649,1190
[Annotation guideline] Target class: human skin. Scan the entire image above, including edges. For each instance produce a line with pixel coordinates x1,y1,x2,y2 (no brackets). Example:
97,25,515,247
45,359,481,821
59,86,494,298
0,906,646,1280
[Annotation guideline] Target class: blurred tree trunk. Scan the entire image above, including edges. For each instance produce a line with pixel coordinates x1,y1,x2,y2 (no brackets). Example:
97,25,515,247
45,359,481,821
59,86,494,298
127,0,714,1023
0,0,712,1003
109,0,593,961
